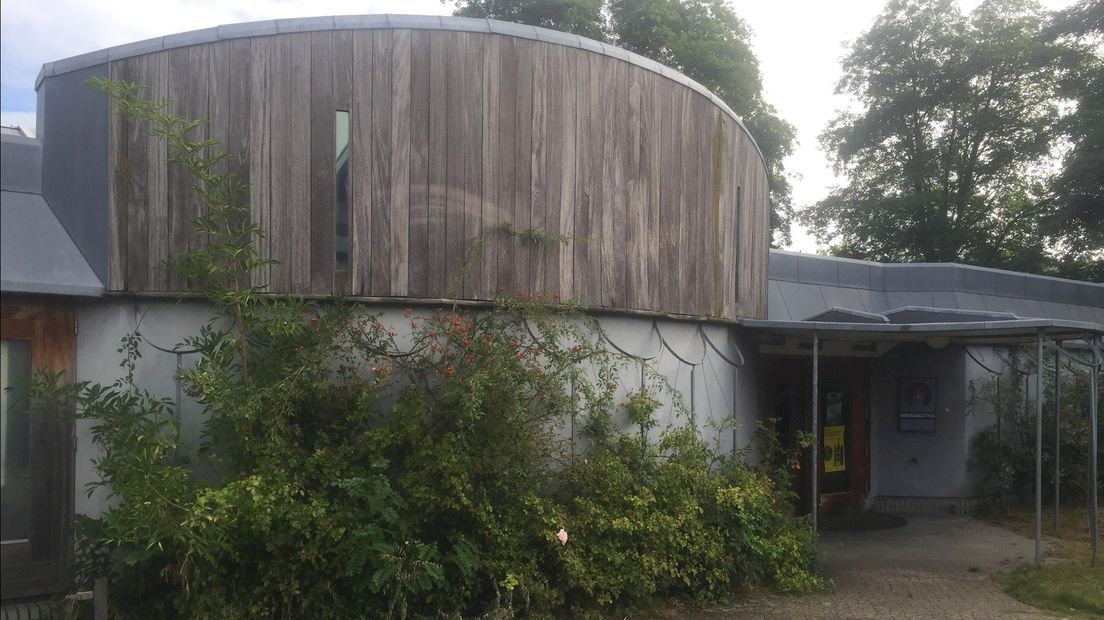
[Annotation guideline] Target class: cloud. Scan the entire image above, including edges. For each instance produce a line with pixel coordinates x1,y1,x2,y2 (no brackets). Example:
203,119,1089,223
1,0,453,114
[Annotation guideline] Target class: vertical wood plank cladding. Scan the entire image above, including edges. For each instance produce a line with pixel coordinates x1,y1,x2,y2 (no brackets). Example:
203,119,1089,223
478,35,500,298
390,30,412,297
122,56,148,292
227,39,252,288
108,61,126,290
249,37,273,290
657,78,679,314
699,99,718,317
267,36,291,293
369,29,393,296
288,33,313,294
431,31,451,295
110,31,772,321
677,87,694,314
408,30,431,298
350,30,374,296
167,45,209,292
529,43,548,294
443,32,465,293
538,43,563,297
460,33,485,301
310,31,335,295
571,50,590,305
208,42,230,175
558,48,578,301
513,40,533,293
624,65,643,310
644,71,662,314
333,31,354,296
495,36,517,295
147,52,169,292
602,59,628,308
586,52,606,307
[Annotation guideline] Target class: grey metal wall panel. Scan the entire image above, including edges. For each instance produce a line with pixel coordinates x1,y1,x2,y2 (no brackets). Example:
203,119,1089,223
961,267,997,295
0,135,42,193
820,284,870,313
767,280,791,321
882,265,910,291
857,288,889,313
767,251,798,282
993,271,1026,299
930,291,958,309
40,63,110,283
837,260,871,289
885,291,934,309
1037,301,1074,321
1009,297,1047,320
775,280,827,321
1051,280,1080,304
1023,275,1052,301
1078,283,1104,308
906,264,955,292
952,292,988,313
796,254,837,286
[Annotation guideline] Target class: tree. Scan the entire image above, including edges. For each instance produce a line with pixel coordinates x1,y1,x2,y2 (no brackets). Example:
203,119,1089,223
1042,0,1103,281
802,0,1090,275
454,0,798,246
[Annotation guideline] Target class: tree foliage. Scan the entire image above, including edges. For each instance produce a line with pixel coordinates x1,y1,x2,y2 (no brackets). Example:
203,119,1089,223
1042,0,1104,281
802,0,1101,279
454,0,798,246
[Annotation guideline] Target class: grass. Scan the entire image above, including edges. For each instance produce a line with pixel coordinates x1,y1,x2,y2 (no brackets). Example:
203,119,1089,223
987,505,1104,618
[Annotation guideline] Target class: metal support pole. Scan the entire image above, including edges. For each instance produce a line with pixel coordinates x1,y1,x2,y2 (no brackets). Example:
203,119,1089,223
690,365,697,428
1090,338,1099,567
811,331,819,534
1054,347,1061,535
1035,329,1044,565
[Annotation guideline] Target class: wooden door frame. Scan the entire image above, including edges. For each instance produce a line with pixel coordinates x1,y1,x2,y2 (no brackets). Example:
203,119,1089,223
1,301,75,601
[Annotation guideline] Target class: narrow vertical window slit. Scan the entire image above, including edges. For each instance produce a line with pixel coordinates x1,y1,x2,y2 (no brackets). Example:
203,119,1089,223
335,110,350,271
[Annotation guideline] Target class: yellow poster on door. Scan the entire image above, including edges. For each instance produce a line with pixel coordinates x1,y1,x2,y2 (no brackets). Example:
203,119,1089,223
823,425,846,473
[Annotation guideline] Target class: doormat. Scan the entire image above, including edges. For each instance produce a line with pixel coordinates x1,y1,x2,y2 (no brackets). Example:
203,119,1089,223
819,512,908,532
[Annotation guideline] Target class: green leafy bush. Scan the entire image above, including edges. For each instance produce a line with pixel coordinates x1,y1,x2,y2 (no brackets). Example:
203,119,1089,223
41,78,824,618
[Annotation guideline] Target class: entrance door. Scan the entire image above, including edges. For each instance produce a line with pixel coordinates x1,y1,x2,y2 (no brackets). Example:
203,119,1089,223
761,357,870,516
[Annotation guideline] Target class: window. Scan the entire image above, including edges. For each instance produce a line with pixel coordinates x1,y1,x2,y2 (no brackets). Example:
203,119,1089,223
335,111,350,271
0,304,73,601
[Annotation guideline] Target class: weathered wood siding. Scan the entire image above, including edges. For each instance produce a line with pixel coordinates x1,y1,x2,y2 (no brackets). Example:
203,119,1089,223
108,29,769,320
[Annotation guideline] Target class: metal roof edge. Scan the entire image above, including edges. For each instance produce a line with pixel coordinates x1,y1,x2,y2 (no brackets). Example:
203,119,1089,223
33,15,768,169
741,317,1104,336
1,279,104,298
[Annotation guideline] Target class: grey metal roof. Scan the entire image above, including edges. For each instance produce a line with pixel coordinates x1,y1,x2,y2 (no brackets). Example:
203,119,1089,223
33,15,766,170
1,190,104,296
768,250,1104,326
1,134,42,194
1,135,103,297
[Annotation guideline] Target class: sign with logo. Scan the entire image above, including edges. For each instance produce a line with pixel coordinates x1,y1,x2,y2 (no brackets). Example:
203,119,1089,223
823,425,846,473
898,377,937,432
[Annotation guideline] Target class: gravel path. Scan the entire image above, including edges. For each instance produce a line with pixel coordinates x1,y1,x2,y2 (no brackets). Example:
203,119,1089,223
702,514,1058,619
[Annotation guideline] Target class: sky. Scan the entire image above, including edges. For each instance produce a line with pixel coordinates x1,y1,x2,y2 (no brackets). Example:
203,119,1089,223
0,0,1074,253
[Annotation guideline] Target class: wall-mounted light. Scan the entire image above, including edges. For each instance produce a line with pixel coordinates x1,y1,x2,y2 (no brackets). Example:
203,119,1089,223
926,336,950,350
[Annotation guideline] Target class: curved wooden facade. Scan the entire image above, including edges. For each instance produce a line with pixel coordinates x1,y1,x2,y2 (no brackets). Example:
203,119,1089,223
102,19,769,320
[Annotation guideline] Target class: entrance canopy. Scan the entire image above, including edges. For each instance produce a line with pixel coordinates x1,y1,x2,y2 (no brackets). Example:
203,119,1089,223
743,316,1103,345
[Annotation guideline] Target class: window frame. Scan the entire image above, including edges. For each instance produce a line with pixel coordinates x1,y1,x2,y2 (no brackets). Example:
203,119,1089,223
0,302,74,601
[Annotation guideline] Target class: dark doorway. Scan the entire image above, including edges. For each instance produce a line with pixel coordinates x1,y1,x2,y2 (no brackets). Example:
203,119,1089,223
761,356,871,516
